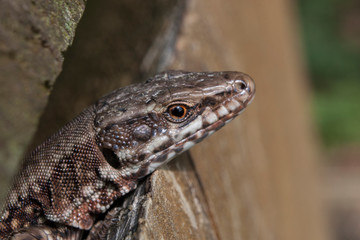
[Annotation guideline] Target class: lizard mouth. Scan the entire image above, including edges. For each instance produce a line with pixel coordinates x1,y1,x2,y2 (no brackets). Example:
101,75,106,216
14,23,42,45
128,76,256,177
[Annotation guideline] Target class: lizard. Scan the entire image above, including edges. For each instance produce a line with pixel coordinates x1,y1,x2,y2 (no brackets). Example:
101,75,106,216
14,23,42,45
0,70,255,239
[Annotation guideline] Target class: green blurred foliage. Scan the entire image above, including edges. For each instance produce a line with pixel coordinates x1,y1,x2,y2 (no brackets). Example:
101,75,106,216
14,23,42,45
298,0,360,147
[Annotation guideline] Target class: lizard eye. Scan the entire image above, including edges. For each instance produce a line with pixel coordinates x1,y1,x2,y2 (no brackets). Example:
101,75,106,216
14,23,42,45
165,104,190,122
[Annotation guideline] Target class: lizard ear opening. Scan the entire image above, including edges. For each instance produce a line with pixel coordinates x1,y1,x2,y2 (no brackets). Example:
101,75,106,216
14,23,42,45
101,148,120,169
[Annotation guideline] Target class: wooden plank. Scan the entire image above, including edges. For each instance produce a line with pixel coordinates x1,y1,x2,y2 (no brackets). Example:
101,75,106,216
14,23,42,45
136,0,330,239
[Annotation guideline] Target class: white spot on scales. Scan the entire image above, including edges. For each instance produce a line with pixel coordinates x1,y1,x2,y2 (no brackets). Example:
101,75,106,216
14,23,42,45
216,105,229,117
203,110,218,125
145,135,170,152
226,99,241,111
174,115,203,142
147,151,176,173
183,141,195,151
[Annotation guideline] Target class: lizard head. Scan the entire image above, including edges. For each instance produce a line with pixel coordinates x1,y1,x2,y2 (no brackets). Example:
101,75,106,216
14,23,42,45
94,71,255,179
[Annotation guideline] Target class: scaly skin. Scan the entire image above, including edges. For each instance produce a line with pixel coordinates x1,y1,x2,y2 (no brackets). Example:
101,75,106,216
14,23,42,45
0,71,255,239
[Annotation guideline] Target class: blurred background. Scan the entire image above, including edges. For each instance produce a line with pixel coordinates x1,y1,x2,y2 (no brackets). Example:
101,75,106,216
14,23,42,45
298,0,360,239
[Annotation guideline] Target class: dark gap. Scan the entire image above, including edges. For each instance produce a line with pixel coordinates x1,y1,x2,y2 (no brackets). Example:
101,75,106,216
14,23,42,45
101,148,120,169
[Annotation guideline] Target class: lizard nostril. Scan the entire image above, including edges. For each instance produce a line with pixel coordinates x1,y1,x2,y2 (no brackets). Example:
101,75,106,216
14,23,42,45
235,80,247,92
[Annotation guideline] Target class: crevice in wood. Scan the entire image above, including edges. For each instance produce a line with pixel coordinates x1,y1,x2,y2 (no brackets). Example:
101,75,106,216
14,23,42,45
186,151,221,240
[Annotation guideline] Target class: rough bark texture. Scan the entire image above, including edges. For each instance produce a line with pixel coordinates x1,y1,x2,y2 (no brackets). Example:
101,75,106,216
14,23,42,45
0,0,331,239
0,0,86,202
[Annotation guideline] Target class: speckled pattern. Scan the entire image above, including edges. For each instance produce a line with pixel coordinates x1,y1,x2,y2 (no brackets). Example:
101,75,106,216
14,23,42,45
0,71,255,239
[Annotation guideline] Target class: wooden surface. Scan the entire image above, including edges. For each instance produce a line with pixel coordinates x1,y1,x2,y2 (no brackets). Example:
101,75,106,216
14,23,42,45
0,0,331,239
136,0,330,239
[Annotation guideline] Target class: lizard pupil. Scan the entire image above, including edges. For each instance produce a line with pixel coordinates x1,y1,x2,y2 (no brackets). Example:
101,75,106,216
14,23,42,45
164,103,192,123
170,105,186,118
165,104,190,122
